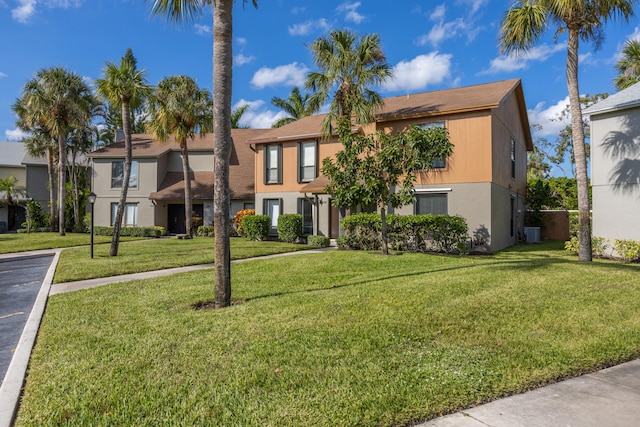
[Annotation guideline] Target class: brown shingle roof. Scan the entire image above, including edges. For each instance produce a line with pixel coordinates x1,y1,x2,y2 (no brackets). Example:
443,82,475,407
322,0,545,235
92,129,263,201
246,79,532,149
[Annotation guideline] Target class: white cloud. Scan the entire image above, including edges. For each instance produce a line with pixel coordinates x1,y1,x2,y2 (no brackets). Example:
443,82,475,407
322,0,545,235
336,2,365,24
5,128,29,141
528,96,570,137
483,43,566,74
288,18,330,36
233,99,287,128
291,6,306,15
458,0,488,15
234,54,255,66
12,0,36,23
430,4,446,20
12,0,83,23
236,37,248,46
417,3,481,48
194,24,211,35
383,53,452,92
0,72,7,78
250,62,309,89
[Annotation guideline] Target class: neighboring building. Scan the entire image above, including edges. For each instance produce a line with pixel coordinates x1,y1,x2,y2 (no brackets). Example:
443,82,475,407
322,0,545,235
583,82,640,247
247,79,533,251
87,130,265,234
0,142,28,231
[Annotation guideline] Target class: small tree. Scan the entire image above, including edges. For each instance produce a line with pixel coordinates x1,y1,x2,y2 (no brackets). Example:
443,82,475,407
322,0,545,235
322,118,453,255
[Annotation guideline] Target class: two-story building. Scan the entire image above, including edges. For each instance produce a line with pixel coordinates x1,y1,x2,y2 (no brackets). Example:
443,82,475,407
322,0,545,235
87,129,265,234
247,79,532,251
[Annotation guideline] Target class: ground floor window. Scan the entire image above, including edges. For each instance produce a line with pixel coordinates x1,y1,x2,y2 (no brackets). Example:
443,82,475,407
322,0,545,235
111,202,137,226
263,198,282,234
415,193,448,215
298,198,313,235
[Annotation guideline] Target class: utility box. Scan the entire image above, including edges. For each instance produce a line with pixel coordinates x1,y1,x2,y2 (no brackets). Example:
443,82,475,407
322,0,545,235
524,226,541,243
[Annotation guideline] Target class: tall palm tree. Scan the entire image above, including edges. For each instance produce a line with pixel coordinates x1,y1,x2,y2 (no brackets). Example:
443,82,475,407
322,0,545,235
148,0,257,309
147,75,213,236
231,103,250,129
18,67,96,235
499,0,635,262
614,38,640,90
270,86,320,128
96,51,151,256
12,99,58,229
306,29,392,136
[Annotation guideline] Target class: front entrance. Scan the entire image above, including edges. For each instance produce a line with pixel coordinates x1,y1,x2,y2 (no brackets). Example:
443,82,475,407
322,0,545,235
168,203,203,234
329,200,341,239
7,205,26,231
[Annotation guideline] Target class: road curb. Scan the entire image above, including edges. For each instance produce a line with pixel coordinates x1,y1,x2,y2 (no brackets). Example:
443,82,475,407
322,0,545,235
0,250,59,427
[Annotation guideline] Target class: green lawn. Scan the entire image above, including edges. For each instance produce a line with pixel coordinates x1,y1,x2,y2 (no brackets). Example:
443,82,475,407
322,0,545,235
16,242,640,426
53,238,314,283
0,232,143,254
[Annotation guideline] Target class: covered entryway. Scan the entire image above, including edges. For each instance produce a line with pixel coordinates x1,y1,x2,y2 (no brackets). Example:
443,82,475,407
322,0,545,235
168,203,203,235
7,205,26,231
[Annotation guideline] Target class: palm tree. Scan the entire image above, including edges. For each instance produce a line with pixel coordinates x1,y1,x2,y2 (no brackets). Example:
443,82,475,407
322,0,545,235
306,29,392,136
499,0,635,262
17,67,96,235
270,86,320,128
147,75,213,236
231,104,250,129
12,99,58,229
148,0,257,308
614,39,640,90
96,51,151,256
0,176,27,206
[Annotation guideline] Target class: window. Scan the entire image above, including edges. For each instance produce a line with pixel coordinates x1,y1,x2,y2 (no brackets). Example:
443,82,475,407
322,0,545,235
111,202,138,226
298,198,313,235
298,141,317,182
419,122,446,169
243,202,255,210
111,160,138,188
511,138,516,179
415,193,447,215
263,198,281,234
264,145,282,184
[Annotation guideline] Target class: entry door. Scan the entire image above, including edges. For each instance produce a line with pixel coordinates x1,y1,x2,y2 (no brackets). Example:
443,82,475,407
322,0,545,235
329,200,340,239
168,204,186,234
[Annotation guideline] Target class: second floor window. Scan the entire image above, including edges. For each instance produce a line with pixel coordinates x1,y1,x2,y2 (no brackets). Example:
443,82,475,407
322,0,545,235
419,122,446,169
298,141,317,182
111,160,138,189
264,145,282,184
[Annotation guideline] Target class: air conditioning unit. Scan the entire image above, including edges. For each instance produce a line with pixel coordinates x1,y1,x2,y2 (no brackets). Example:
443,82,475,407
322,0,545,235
524,227,541,243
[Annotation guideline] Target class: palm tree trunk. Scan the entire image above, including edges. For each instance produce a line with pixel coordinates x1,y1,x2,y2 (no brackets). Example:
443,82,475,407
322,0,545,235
46,147,57,231
566,29,592,262
213,0,233,308
71,148,80,231
110,101,132,256
181,143,193,237
57,133,67,236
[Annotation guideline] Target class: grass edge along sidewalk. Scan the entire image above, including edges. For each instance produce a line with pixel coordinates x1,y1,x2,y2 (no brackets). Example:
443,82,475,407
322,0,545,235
15,242,640,426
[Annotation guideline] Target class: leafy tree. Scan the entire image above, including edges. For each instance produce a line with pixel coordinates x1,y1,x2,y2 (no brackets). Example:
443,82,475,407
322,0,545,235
17,67,96,235
148,0,258,308
270,86,320,128
322,118,453,255
231,104,250,129
614,38,640,90
147,75,213,236
306,29,392,136
24,199,48,232
500,0,635,262
96,51,152,256
526,178,558,226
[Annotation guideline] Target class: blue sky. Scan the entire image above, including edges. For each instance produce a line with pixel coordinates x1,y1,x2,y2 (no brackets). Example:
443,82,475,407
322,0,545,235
1,0,639,174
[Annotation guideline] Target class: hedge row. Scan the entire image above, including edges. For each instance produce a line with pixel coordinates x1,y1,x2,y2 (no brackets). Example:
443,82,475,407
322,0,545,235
565,236,640,261
338,213,469,254
93,226,165,238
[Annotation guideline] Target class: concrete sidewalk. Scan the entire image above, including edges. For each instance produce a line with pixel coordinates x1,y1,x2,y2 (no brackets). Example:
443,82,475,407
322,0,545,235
416,359,640,426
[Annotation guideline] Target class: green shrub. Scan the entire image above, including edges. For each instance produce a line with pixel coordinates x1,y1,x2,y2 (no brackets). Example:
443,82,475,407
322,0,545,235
277,214,302,243
307,235,330,247
613,239,640,262
23,200,48,233
197,225,215,237
242,215,270,241
340,213,469,254
565,236,611,258
94,226,165,238
233,209,255,237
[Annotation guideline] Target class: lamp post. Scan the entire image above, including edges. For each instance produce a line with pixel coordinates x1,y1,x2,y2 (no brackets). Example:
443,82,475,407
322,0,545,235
88,192,96,259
